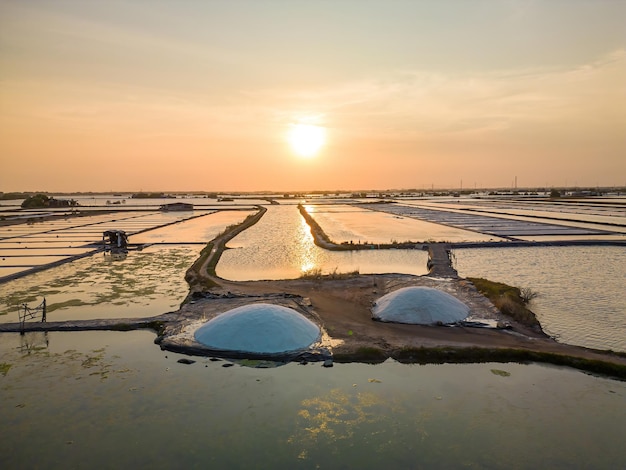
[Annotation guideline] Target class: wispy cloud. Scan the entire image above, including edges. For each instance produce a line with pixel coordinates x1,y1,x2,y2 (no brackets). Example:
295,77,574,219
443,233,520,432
245,50,626,140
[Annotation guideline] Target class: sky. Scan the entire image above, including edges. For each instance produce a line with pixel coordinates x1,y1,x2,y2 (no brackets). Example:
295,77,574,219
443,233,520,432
1,0,625,192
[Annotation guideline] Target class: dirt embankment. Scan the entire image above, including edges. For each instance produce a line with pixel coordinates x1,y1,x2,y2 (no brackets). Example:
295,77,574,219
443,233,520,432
174,203,626,379
190,272,626,379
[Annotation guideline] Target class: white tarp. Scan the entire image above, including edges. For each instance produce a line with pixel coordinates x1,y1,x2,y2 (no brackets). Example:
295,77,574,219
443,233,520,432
372,286,469,324
194,303,320,354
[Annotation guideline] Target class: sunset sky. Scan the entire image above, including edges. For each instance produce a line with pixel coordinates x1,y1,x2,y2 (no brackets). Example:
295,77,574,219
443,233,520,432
1,1,625,192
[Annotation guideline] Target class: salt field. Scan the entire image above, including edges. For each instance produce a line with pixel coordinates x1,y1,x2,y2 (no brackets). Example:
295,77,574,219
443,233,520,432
1,194,625,468
303,204,504,243
0,210,211,277
356,202,620,240
0,245,199,321
0,209,251,321
217,205,430,280
3,2,625,466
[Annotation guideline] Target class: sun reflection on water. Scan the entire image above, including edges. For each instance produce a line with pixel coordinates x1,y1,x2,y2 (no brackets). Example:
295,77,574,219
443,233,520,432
297,216,320,274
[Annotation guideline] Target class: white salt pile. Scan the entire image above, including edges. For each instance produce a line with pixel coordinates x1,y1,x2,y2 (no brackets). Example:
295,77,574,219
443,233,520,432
194,303,320,354
372,286,469,325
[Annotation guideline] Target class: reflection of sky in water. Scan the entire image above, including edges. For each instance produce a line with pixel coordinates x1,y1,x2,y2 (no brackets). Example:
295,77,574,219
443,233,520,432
406,199,626,230
453,246,626,352
132,211,252,244
0,245,200,321
1,330,625,468
217,206,428,281
308,204,503,243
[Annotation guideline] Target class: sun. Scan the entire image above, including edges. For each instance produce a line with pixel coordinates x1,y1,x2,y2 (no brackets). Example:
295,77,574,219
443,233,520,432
288,124,326,158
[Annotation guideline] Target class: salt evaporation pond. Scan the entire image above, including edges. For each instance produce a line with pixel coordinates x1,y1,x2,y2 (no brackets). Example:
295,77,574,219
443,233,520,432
306,204,503,243
194,303,320,354
0,210,252,322
217,205,429,280
0,245,200,321
1,330,624,468
452,245,626,352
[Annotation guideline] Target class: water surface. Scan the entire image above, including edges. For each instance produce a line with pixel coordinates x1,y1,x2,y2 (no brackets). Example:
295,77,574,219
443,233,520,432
0,245,199,321
452,246,626,352
1,330,624,469
217,206,428,281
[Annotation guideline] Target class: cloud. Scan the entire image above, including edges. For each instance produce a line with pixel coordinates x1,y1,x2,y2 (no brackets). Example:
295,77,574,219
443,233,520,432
244,49,626,140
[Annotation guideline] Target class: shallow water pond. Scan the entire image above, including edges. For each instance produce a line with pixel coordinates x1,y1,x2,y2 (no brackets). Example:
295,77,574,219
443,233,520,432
132,210,252,244
307,204,502,243
217,206,428,281
0,330,624,469
452,246,626,352
0,245,200,321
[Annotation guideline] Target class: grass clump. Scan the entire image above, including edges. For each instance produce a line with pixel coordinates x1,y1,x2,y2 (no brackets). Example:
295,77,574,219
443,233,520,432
468,277,541,329
300,267,360,280
0,363,11,376
144,320,166,336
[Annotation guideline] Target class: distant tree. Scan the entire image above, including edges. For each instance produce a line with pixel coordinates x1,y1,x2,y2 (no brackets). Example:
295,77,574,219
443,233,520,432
20,194,77,208
550,189,561,198
21,194,50,208
1,192,30,200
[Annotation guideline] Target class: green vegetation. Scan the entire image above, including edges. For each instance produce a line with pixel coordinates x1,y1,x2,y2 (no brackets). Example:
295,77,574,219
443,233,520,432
184,242,220,290
0,192,30,201
300,267,360,280
21,194,77,208
47,299,87,312
0,363,12,376
21,194,50,208
468,277,541,329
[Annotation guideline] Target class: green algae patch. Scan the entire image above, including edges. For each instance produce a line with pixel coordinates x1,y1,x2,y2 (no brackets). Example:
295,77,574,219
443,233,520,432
0,363,12,376
491,369,511,377
47,299,87,312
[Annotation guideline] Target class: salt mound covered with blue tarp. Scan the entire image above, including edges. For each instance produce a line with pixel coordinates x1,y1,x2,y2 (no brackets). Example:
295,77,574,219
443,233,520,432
372,286,469,325
194,303,321,354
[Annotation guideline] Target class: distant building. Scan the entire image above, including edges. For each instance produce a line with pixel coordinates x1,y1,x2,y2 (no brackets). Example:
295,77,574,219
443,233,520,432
160,202,193,211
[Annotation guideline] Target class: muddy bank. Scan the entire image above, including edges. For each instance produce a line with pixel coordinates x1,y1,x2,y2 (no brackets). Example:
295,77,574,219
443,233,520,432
172,273,626,378
4,272,626,379
4,203,625,380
